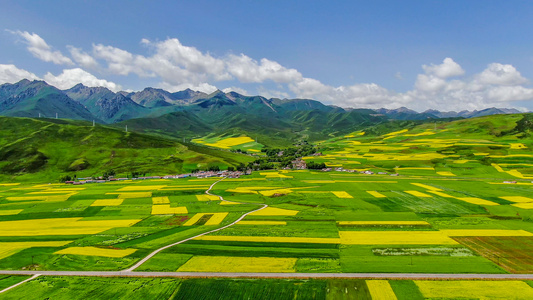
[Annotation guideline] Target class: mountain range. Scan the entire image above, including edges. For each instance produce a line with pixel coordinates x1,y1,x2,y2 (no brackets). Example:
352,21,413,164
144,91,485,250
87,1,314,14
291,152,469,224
0,79,524,144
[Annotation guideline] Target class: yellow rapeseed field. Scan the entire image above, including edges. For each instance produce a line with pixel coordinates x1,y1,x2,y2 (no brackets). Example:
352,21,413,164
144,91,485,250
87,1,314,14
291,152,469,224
500,196,533,203
366,280,398,300
339,231,458,245
0,183,20,186
106,192,152,198
259,172,293,178
196,195,220,201
0,209,23,215
367,191,387,198
151,205,188,215
427,191,455,198
338,221,429,226
512,203,533,209
177,256,297,272
194,235,341,244
249,207,299,216
117,185,167,191
410,183,443,191
90,199,124,206
437,171,456,176
456,197,499,206
238,221,287,225
152,196,170,204
0,241,72,260
205,212,228,225
383,129,408,136
204,136,254,149
405,191,432,198
415,280,533,299
259,189,295,196
510,143,527,149
219,201,241,205
54,246,137,258
0,217,141,236
332,191,353,198
441,229,533,237
183,212,228,226
6,194,73,201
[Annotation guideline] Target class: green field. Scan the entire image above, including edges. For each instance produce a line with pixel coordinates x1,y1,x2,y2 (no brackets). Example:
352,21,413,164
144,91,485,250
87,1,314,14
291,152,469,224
1,114,533,298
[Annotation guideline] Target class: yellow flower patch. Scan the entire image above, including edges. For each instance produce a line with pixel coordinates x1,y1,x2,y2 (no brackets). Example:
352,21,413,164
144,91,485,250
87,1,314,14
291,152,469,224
117,185,166,191
90,199,124,206
332,191,353,198
183,212,228,226
152,196,170,204
404,191,432,198
366,191,386,198
249,207,299,216
512,203,533,209
339,231,458,245
259,189,294,196
441,229,533,237
426,190,455,198
106,192,152,198
510,143,527,149
366,280,398,300
177,256,297,273
410,183,443,191
196,195,220,201
436,171,456,176
0,183,20,186
0,209,23,215
151,205,188,215
6,194,73,201
0,241,72,260
383,129,408,136
415,280,533,299
220,201,241,205
0,218,141,236
238,221,287,225
194,235,341,244
338,221,429,226
456,197,499,206
205,212,228,225
259,172,293,178
500,196,533,203
203,136,255,149
55,246,137,258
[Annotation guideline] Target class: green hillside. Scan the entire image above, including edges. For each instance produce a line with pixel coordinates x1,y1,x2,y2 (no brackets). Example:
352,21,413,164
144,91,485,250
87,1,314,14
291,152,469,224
0,117,253,182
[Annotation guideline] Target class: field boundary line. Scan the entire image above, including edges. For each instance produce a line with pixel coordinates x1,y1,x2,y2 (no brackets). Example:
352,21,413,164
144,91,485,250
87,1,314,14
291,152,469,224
124,177,267,272
0,274,40,294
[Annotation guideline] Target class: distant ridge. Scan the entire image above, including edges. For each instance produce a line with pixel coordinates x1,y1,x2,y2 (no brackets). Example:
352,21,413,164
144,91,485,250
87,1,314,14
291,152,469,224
0,80,526,143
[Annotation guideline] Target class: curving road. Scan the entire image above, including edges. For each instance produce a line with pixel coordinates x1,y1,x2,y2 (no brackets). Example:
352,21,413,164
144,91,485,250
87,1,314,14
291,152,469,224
124,177,267,271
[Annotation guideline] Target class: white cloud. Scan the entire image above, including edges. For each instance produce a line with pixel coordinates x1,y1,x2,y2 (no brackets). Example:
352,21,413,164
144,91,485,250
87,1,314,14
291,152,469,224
67,46,99,69
476,63,528,86
158,82,217,94
43,68,121,91
422,57,464,78
226,54,302,83
222,86,249,95
408,60,533,111
0,64,40,84
11,31,73,65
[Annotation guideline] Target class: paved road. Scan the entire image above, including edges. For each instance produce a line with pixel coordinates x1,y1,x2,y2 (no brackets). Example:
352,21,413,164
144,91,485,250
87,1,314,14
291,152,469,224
0,274,40,294
124,177,267,271
1,270,533,280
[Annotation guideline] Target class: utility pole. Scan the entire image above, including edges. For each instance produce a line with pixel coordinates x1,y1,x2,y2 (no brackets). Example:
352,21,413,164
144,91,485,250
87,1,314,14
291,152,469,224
93,120,95,127
38,113,41,118
56,113,58,119
125,125,128,132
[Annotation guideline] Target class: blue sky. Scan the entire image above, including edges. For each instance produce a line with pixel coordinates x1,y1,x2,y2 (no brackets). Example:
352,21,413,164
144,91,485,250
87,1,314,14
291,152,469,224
1,0,533,111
